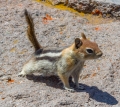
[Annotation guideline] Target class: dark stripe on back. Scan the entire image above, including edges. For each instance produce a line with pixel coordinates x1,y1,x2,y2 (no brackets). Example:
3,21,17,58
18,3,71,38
35,48,64,55
34,49,43,55
35,56,61,62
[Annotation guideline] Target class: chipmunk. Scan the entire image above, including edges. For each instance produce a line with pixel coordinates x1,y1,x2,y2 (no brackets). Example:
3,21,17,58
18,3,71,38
18,9,103,92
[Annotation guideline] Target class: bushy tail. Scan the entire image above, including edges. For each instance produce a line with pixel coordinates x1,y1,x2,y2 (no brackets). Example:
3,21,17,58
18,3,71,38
24,9,42,51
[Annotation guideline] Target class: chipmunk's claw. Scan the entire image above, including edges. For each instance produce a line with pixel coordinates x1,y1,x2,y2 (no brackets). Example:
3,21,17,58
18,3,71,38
64,87,75,92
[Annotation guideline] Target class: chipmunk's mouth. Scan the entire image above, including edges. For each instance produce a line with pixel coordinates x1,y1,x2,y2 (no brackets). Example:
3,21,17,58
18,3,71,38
96,52,103,57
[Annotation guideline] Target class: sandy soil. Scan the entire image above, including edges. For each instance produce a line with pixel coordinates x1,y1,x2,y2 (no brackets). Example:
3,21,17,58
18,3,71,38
0,0,120,107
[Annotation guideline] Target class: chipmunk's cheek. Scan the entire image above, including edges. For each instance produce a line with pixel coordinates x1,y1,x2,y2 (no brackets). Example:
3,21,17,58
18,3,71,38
78,52,85,59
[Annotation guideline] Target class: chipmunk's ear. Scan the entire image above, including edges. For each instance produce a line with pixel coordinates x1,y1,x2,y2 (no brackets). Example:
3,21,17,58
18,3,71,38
81,33,86,40
75,38,82,49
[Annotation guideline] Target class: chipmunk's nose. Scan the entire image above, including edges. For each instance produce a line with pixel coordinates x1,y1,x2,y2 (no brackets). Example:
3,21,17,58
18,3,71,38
96,51,103,57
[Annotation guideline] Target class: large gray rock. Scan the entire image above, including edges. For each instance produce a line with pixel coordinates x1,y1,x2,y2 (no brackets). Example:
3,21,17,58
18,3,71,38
96,0,120,4
68,0,120,19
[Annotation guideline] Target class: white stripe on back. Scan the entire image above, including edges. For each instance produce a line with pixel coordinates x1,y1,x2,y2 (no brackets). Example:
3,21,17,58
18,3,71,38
40,52,62,58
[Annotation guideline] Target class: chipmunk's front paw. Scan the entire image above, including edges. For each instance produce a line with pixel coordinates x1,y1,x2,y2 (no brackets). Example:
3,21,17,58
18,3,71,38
64,87,75,92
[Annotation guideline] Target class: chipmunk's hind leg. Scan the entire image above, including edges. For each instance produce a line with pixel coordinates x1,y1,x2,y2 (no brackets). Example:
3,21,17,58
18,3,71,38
18,69,27,77
18,69,34,77
18,63,34,77
72,71,85,90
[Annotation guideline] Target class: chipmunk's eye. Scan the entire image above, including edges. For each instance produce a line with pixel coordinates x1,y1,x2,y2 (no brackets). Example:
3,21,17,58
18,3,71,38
86,48,94,54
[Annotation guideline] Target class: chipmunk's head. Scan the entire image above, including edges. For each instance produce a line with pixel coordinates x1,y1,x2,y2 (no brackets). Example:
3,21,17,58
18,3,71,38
74,33,103,60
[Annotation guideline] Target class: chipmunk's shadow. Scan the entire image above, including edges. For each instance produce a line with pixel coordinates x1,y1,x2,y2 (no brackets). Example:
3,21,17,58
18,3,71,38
78,84,118,105
26,75,118,105
26,75,64,89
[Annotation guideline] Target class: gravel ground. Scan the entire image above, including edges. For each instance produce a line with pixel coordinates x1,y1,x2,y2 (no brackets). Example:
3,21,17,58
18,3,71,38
0,0,120,107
